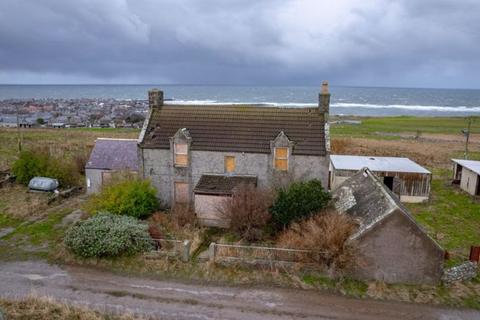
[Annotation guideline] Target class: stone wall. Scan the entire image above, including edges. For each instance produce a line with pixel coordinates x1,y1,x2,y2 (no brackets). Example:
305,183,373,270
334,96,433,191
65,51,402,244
442,261,478,284
353,210,445,284
141,147,329,207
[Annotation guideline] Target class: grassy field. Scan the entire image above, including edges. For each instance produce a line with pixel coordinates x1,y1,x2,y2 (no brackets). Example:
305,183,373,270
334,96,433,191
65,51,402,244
331,116,480,137
0,127,139,171
407,170,480,266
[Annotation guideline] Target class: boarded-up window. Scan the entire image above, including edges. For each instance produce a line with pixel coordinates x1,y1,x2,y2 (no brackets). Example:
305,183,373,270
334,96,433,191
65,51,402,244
174,143,188,166
102,171,113,185
175,182,189,203
225,156,235,173
274,147,288,171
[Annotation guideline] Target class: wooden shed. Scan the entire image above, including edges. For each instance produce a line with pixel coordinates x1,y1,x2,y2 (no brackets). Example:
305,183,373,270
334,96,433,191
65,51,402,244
330,155,431,203
193,174,257,227
452,159,480,196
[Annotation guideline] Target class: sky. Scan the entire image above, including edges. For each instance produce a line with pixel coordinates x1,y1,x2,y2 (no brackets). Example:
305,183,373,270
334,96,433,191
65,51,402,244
0,0,479,88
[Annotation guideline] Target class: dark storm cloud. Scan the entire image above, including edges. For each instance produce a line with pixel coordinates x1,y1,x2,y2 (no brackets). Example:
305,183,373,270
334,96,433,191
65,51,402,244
0,0,479,87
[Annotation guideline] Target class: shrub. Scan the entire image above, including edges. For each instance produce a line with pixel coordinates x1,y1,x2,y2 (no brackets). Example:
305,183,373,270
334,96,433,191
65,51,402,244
12,149,80,186
219,184,273,241
171,204,196,228
64,213,154,258
277,210,357,270
270,179,331,228
86,178,159,219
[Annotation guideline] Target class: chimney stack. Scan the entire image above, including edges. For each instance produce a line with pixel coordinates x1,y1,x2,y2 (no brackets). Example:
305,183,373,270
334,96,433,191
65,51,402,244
148,89,164,109
319,81,330,113
319,81,331,153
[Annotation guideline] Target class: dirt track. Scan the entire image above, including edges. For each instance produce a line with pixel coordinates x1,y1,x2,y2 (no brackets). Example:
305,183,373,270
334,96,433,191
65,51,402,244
0,260,479,320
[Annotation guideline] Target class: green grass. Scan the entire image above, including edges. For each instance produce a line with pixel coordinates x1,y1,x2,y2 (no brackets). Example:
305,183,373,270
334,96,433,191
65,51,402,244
331,116,480,137
408,171,480,264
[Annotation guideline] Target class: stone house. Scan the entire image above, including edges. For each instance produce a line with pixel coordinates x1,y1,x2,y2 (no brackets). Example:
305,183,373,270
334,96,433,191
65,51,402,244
452,159,480,196
330,155,431,203
331,168,444,284
138,84,331,225
85,138,139,194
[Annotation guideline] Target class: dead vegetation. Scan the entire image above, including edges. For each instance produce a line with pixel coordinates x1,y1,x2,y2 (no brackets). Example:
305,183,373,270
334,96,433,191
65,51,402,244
331,137,478,168
219,184,274,241
170,204,197,228
277,210,357,271
0,184,52,219
0,295,141,320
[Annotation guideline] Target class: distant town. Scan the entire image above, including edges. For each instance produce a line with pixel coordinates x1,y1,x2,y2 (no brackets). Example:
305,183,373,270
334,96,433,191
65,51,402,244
0,98,149,128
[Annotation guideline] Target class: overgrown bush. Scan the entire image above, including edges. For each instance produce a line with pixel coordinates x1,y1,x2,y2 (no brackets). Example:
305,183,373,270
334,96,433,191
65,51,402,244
277,210,357,270
86,178,159,219
171,204,196,228
219,184,273,241
270,179,331,228
64,213,154,258
12,149,79,186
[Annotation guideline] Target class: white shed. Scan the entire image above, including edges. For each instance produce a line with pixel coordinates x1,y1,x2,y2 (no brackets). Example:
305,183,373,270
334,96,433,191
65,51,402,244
452,159,480,196
330,155,431,203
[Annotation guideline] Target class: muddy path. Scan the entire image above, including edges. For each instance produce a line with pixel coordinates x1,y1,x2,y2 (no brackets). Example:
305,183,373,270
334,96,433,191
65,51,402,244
0,260,478,320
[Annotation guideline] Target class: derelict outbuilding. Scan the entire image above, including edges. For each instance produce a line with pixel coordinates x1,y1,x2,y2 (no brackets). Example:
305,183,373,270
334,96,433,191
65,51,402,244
452,159,480,196
331,168,444,284
330,155,431,203
85,138,139,193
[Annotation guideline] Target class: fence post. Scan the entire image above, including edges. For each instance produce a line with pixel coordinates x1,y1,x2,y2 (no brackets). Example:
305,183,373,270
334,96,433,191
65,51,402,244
182,240,191,262
209,242,216,263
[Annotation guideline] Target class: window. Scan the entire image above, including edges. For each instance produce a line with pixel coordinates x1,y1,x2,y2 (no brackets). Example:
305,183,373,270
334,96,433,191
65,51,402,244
225,156,235,173
102,171,113,185
274,147,288,171
175,182,189,203
174,143,188,166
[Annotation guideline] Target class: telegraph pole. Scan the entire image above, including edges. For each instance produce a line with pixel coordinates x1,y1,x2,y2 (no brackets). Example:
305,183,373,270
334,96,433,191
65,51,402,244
16,103,23,152
463,117,472,159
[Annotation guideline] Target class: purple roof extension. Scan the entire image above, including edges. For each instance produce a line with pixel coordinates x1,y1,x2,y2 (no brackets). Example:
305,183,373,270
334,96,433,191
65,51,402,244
85,138,139,171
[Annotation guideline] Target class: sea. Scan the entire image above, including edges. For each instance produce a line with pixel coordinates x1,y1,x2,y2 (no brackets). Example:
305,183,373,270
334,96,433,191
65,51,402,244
1,85,480,117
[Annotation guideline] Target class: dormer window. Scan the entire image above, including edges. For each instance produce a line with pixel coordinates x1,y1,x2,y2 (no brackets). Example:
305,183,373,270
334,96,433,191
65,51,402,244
174,143,188,166
274,147,288,171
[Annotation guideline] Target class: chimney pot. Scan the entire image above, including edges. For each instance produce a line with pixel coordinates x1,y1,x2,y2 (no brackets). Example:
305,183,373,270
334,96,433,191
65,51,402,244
321,81,329,94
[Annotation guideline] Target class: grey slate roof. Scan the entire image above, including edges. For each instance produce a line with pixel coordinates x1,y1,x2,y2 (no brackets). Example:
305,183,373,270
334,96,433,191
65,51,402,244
193,174,257,195
139,105,327,156
331,168,440,249
85,138,139,171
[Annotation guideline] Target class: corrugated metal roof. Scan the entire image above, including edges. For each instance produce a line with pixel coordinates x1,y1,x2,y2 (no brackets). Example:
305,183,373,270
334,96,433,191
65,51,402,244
85,138,139,171
139,104,327,156
330,155,430,174
452,159,480,175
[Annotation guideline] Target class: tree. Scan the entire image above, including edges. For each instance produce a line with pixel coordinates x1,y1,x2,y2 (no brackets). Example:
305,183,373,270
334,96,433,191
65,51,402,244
36,118,45,125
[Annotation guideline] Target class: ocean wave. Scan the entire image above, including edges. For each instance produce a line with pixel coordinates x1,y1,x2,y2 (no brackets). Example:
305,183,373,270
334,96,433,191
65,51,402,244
169,99,317,107
169,99,480,112
331,103,480,112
